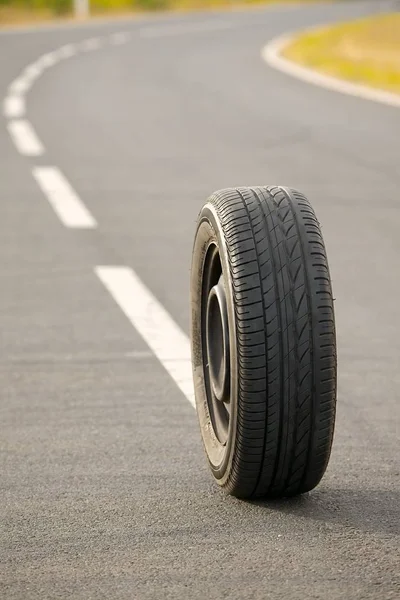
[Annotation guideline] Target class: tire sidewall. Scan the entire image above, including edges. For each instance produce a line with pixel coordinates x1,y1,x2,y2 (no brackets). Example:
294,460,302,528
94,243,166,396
190,202,238,486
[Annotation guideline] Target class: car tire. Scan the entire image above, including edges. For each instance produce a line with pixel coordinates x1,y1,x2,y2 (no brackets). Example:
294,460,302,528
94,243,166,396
190,186,337,499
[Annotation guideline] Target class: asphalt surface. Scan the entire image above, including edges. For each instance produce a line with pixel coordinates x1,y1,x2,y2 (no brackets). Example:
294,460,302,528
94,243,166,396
1,2,399,598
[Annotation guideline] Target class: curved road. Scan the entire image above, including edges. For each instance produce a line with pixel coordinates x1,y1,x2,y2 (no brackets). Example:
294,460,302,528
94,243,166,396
1,2,399,598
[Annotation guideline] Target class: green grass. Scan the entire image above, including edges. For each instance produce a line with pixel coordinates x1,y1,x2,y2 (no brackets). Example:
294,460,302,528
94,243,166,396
283,13,400,95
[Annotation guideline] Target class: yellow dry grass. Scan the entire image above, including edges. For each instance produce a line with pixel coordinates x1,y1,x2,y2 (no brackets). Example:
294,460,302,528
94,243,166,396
0,6,54,25
283,13,400,95
0,1,325,27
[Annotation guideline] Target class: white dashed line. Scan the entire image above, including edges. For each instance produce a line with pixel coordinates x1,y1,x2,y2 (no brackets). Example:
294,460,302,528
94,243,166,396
2,20,234,156
38,51,60,69
262,32,400,109
95,266,195,408
7,120,44,156
3,95,25,118
109,31,131,45
8,77,31,95
32,166,97,229
2,31,133,154
23,63,44,80
57,44,78,59
80,37,102,52
2,22,230,407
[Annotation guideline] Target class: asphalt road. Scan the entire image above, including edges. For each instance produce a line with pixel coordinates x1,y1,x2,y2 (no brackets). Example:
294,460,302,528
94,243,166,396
1,2,399,598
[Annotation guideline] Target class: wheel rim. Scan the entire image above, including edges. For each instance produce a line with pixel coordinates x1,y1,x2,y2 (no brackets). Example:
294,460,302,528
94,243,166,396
202,244,231,445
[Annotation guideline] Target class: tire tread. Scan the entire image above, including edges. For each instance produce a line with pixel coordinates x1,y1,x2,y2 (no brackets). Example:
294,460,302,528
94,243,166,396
208,186,337,498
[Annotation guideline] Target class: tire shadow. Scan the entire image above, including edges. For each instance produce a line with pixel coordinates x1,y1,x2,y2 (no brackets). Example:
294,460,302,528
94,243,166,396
250,487,400,537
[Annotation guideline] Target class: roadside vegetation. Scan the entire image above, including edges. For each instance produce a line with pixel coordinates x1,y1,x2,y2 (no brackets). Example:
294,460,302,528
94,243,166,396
283,13,400,95
0,0,324,25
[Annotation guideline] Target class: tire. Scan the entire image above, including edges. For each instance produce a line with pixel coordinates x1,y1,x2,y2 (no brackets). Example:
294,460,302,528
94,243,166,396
190,186,336,499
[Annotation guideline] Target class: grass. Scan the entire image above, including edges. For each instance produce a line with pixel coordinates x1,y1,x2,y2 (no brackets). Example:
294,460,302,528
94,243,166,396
0,6,53,24
283,13,400,95
0,0,325,27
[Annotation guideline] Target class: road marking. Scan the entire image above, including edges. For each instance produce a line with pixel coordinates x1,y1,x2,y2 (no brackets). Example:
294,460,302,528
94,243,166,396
140,21,233,38
2,19,235,152
8,77,31,95
262,32,400,109
80,37,102,52
109,31,131,45
32,166,97,229
2,32,131,155
37,51,59,69
7,120,44,156
57,44,77,59
23,63,44,80
3,95,25,118
95,266,195,408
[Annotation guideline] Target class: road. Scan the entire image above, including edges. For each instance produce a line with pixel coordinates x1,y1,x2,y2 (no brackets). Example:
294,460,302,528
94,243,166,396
1,2,399,598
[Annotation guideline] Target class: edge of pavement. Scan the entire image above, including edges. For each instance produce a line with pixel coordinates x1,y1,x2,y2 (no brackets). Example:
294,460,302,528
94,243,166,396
262,28,400,109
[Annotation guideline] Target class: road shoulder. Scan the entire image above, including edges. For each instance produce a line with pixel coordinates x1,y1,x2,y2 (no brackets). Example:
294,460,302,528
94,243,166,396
262,14,400,108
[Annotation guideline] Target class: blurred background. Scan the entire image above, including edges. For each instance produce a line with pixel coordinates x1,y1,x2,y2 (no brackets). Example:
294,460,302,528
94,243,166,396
1,1,398,96
0,0,284,21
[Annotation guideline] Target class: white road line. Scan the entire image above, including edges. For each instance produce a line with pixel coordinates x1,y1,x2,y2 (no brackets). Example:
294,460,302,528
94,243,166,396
262,33,400,109
2,32,129,161
7,120,44,156
8,77,31,95
32,167,97,229
109,31,131,45
95,266,195,408
23,63,44,80
80,37,102,52
37,51,59,69
57,44,77,59
3,95,25,118
140,21,233,38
